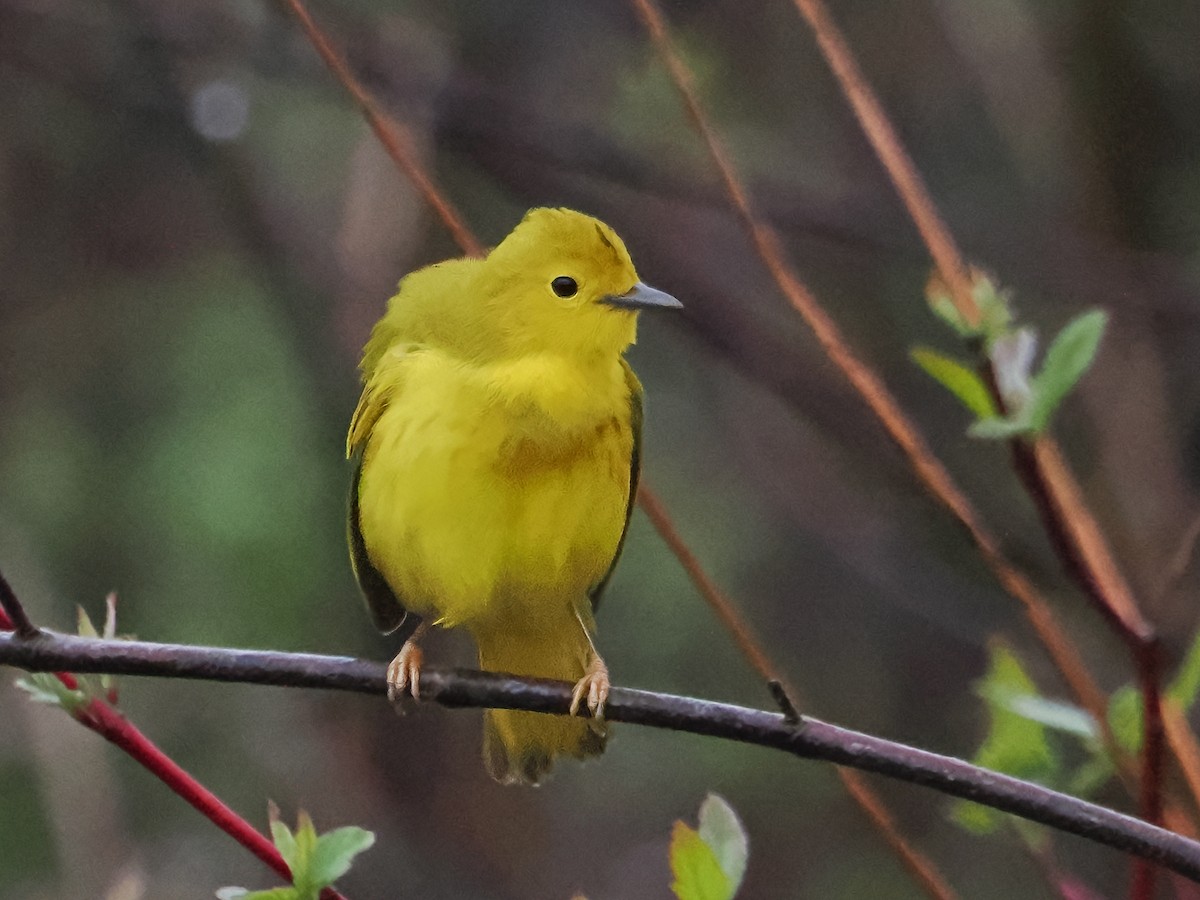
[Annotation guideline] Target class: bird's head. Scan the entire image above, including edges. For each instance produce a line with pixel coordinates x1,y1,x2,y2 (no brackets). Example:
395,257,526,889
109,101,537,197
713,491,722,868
483,208,681,360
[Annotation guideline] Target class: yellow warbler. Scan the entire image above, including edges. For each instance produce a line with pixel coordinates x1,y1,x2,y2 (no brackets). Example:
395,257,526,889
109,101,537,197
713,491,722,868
346,207,681,783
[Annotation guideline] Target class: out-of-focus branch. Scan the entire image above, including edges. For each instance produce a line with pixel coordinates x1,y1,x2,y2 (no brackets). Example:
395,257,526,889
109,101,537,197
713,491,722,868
3,630,1200,885
277,0,482,258
639,487,958,899
627,0,1108,740
784,0,978,327
779,0,1175,889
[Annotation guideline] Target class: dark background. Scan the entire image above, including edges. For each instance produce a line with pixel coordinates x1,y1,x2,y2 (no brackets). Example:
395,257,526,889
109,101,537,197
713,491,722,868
3,0,1200,896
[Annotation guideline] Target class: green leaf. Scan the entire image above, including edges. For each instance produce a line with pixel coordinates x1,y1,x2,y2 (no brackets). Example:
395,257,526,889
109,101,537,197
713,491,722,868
1168,629,1200,708
955,643,1059,834
215,889,298,900
928,294,975,338
973,275,1015,344
1027,310,1108,432
1108,684,1143,755
76,605,99,639
671,822,733,900
16,673,87,714
910,348,997,419
975,687,1099,741
269,818,299,873
697,795,748,892
308,826,376,888
967,416,1034,441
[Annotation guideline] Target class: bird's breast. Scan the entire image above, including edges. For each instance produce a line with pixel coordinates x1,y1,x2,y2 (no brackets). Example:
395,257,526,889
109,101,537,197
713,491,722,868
358,353,634,630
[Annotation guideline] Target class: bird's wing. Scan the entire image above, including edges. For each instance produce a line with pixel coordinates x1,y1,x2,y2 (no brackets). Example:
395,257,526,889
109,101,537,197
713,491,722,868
346,351,411,635
587,358,644,614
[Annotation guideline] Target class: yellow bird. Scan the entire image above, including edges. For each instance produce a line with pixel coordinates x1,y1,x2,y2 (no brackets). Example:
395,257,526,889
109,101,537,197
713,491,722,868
346,208,681,783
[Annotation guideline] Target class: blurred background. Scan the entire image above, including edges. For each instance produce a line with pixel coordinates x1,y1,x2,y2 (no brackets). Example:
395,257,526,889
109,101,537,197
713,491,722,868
3,0,1200,896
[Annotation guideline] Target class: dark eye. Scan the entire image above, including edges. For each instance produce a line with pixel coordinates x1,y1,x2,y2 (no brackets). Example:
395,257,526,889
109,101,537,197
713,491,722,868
551,276,578,298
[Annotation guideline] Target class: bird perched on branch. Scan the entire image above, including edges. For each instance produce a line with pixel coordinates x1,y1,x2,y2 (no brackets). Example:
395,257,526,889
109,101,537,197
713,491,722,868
346,208,681,783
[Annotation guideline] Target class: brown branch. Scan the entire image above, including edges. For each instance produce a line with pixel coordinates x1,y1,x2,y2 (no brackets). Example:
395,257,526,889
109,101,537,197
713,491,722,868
1017,438,1166,900
277,0,483,259
785,0,978,327
774,0,1176,882
1164,700,1200,816
627,0,1108,736
836,766,960,900
639,486,958,899
3,630,1200,885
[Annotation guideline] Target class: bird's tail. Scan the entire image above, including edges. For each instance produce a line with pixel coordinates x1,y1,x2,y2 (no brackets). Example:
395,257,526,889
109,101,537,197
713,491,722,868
474,621,607,784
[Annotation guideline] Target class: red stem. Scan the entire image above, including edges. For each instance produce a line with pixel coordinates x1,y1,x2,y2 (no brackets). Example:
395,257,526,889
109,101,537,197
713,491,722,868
75,699,294,880
1,608,344,899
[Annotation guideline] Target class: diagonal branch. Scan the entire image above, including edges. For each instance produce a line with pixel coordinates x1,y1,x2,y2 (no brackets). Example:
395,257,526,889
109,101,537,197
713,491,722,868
776,1,1179,881
627,0,1108,738
639,488,957,899
2,630,1199,884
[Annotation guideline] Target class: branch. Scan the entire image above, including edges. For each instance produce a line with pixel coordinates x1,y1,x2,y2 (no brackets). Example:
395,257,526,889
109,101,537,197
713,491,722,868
3,632,1200,884
0,572,40,638
626,0,1110,740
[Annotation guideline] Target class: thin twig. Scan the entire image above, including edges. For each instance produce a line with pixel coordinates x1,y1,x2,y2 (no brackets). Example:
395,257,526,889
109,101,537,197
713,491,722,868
1019,439,1166,900
2,631,1199,885
627,0,1109,735
277,0,483,259
0,571,40,638
778,0,1173,877
640,487,958,899
1164,700,1200,817
1155,512,1200,603
784,0,977,327
637,487,785,700
835,766,960,900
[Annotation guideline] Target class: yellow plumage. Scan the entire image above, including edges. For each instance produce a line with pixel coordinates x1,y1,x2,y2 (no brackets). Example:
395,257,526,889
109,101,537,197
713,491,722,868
346,208,680,783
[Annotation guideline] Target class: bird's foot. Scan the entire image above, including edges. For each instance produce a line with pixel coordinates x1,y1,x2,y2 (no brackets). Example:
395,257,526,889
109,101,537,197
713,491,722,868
569,655,610,719
387,640,424,702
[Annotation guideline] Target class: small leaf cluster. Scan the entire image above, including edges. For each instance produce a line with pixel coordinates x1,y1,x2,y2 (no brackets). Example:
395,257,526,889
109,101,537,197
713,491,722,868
914,274,1108,439
956,633,1200,834
670,794,749,900
17,597,121,713
217,806,375,900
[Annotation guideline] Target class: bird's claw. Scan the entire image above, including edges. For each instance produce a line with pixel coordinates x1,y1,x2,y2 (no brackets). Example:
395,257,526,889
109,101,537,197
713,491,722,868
387,640,424,703
569,656,610,719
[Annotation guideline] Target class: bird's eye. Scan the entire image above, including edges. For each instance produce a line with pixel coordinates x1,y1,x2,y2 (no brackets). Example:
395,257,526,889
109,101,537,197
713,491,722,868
551,276,578,298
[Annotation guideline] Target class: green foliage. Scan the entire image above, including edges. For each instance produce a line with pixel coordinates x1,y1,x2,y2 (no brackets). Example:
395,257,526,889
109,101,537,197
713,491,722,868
909,349,997,419
670,794,748,900
955,643,1061,833
957,625,1200,840
1026,311,1108,432
919,269,1109,439
15,672,87,714
217,808,375,900
925,273,1013,344
15,597,121,714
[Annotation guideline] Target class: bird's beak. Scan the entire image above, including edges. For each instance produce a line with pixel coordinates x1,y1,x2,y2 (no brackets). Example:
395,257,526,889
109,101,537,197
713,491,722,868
601,282,683,311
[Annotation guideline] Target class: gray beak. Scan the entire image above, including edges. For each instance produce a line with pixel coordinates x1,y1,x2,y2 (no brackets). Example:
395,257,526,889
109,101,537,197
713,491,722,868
602,281,683,311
